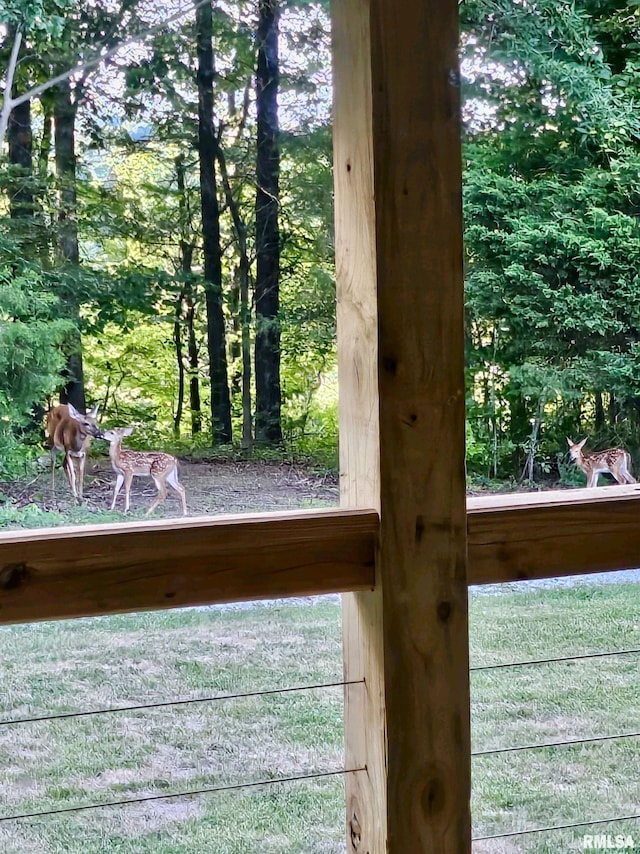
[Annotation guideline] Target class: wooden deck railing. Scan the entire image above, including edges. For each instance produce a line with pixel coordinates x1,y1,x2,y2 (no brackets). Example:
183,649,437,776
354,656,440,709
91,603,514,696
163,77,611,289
2,484,640,626
0,508,376,625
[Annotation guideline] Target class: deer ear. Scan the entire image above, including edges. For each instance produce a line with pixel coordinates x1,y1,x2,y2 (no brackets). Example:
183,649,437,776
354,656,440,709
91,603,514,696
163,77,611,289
566,437,573,446
67,402,81,420
88,404,100,419
577,437,588,450
123,426,134,437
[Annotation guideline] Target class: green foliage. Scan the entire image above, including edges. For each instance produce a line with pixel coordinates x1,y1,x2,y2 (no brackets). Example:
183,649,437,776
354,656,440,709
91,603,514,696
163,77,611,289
0,0,339,470
0,0,68,34
282,372,338,472
0,262,72,476
84,316,180,433
463,0,640,480
6,0,640,485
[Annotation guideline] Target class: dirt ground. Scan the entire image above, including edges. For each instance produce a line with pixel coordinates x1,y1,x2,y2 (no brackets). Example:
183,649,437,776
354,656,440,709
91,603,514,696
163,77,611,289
3,456,594,523
3,456,340,520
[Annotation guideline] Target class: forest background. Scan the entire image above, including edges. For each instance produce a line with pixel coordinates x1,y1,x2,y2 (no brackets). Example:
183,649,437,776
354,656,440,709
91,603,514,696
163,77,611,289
1,0,640,487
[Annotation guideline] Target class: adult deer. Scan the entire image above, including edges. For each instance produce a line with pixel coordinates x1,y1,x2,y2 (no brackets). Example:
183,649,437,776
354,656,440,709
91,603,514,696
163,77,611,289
45,403,101,500
99,426,187,516
566,437,636,487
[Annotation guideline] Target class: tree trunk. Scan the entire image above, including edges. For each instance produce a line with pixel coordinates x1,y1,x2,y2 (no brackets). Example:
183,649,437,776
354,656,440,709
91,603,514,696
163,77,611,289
38,99,53,183
508,388,528,478
173,289,186,438
230,270,242,399
36,96,54,267
196,0,232,445
8,95,33,220
217,143,253,449
521,397,544,483
8,81,43,437
54,79,86,412
240,269,252,450
186,286,202,435
595,390,605,432
175,154,202,435
254,0,282,445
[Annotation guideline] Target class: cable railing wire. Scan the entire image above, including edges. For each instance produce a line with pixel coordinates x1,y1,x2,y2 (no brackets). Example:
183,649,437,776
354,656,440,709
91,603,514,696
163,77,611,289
470,646,640,673
473,729,640,757
473,812,640,842
3,635,636,834
0,767,367,824
470,649,640,841
0,678,365,729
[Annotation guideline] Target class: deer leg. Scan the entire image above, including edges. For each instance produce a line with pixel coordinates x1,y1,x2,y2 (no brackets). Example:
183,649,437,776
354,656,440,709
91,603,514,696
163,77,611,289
71,456,83,502
620,460,636,484
587,470,598,488
167,468,187,516
64,454,78,499
124,471,134,512
75,453,85,501
174,482,187,516
50,448,57,494
146,476,168,516
111,473,124,511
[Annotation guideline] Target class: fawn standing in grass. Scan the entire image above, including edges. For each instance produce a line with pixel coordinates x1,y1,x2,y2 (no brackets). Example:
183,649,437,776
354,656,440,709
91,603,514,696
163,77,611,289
566,437,636,487
99,426,188,516
45,403,101,500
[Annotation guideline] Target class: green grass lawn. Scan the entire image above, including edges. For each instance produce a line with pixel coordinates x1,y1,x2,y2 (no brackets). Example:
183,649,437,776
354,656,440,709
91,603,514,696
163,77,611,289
470,582,640,852
0,583,639,852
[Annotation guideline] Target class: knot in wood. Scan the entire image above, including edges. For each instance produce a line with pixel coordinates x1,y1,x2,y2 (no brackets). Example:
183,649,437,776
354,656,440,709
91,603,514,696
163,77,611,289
382,355,398,376
0,562,28,590
348,807,362,850
421,773,446,815
437,600,452,622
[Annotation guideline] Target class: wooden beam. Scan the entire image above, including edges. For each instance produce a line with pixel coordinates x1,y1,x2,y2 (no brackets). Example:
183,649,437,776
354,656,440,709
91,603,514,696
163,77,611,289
334,0,471,850
371,0,472,845
0,509,377,625
332,0,387,851
5,481,636,627
467,485,640,584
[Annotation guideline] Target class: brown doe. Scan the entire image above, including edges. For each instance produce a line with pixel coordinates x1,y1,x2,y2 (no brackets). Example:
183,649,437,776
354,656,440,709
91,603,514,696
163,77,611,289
99,426,187,516
566,436,636,488
45,403,101,500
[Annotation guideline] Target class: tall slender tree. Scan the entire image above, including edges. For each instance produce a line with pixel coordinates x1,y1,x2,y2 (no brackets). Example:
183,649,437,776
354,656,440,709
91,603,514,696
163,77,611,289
217,140,253,449
254,0,282,445
7,91,33,221
195,0,232,444
175,153,202,435
54,76,86,411
7,37,46,435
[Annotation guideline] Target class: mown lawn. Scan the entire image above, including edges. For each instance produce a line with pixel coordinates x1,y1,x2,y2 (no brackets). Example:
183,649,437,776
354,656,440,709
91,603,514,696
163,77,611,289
470,581,640,852
0,582,639,852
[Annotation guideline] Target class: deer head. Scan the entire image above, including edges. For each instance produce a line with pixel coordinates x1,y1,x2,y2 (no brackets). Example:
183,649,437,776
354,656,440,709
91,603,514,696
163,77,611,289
46,402,102,500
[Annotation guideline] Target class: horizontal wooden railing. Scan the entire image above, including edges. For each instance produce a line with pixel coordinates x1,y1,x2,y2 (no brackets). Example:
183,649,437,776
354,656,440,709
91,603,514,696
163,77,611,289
0,508,377,625
467,484,640,584
2,485,640,625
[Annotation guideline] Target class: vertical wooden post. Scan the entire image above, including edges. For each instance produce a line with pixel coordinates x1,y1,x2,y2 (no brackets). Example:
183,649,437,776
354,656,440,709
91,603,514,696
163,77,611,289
333,0,386,849
333,0,471,850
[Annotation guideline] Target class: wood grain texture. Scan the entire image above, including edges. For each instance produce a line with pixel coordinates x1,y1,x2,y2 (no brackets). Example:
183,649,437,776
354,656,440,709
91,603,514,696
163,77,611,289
468,485,640,584
332,0,388,850
371,0,471,848
334,0,472,848
0,509,377,625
